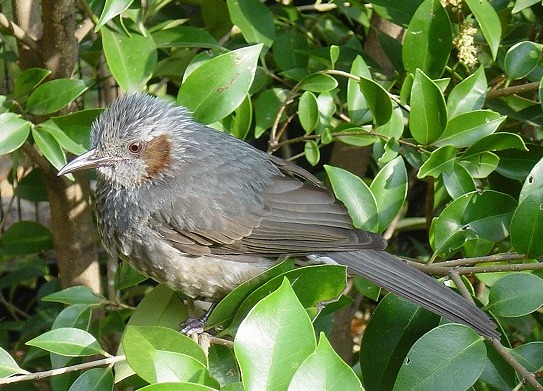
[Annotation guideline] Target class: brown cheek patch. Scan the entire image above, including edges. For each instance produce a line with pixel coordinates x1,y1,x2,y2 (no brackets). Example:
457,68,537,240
143,134,172,180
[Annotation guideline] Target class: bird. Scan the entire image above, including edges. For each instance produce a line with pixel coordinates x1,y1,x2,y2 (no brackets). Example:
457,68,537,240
57,93,499,339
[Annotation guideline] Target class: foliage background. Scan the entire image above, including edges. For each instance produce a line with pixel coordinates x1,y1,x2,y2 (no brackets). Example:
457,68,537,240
1,0,543,390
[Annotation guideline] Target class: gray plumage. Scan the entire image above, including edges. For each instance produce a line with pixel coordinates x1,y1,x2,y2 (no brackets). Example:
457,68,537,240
58,94,499,339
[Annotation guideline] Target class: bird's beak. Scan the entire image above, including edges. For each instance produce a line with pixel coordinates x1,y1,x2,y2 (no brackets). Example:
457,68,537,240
57,149,112,176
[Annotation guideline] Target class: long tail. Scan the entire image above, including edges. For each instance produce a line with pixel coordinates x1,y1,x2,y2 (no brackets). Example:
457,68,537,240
323,249,499,339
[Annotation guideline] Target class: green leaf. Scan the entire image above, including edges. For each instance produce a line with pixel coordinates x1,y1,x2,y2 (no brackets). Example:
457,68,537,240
13,67,51,99
254,88,288,138
68,368,113,391
138,383,218,391
27,328,106,357
16,169,48,202
495,147,543,181
228,95,252,140
347,55,372,125
42,286,102,306
235,278,316,391
26,79,91,115
417,145,457,179
410,69,447,144
298,91,319,133
447,66,487,118
102,25,157,92
122,326,213,384
430,190,517,255
464,0,501,59
229,265,347,331
0,112,30,155
52,304,92,330
273,30,309,71
31,127,66,170
376,102,404,139
206,259,295,330
361,294,440,391
486,273,543,317
226,0,275,48
433,110,505,148
36,120,87,155
510,342,543,372
511,187,543,257
463,132,527,157
178,44,262,124
394,324,486,390
51,109,102,150
95,0,134,30
359,77,392,126
152,26,221,49
325,165,378,231
288,333,363,390
300,74,338,93
330,45,340,68
442,163,476,199
209,345,240,386
402,0,452,78
0,347,28,378
504,41,543,80
0,221,53,255
460,151,500,178
370,156,408,232
304,140,320,166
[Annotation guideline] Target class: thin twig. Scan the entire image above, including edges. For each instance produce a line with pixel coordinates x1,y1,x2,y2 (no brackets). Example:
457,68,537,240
440,253,525,267
486,82,539,100
408,260,543,276
0,355,125,385
448,270,475,304
490,339,543,391
75,17,94,43
0,13,37,50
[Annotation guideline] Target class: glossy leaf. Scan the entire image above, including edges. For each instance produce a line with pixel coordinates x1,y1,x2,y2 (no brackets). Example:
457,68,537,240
95,0,134,30
376,102,404,139
360,294,440,391
122,326,212,384
102,25,157,92
463,132,527,157
495,147,543,181
486,273,543,317
138,383,218,391
254,88,288,138
298,91,319,133
228,95,252,140
430,190,517,255
330,45,340,68
208,345,240,386
152,26,220,49
433,110,505,148
347,55,372,124
304,140,320,166
51,109,102,150
417,145,456,179
464,0,501,59
13,67,51,99
273,30,309,71
27,328,106,357
68,368,113,391
235,278,316,391
42,286,102,306
511,187,543,257
519,156,543,203
504,41,542,80
460,151,500,178
394,324,486,390
370,156,408,232
227,0,275,48
402,0,452,78
0,112,30,155
410,69,447,144
0,347,28,378
288,333,362,390
359,77,392,126
178,44,262,124
32,127,66,170
510,342,543,372
447,66,487,118
0,221,53,255
325,165,379,231
52,304,92,331
37,120,87,155
300,74,338,93
26,79,91,115
442,163,476,199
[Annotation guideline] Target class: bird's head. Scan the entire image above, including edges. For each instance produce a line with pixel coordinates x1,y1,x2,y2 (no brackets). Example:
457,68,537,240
58,94,195,188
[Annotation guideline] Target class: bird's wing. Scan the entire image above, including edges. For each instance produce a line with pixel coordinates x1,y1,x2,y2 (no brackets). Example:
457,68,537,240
150,154,386,256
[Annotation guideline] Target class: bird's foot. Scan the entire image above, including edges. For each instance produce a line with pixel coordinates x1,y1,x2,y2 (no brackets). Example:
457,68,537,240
179,301,217,336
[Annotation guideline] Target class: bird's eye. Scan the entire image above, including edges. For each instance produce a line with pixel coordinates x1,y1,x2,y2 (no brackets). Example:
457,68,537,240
128,141,145,155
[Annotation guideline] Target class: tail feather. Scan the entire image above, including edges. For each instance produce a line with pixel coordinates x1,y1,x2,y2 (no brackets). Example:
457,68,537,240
323,249,499,339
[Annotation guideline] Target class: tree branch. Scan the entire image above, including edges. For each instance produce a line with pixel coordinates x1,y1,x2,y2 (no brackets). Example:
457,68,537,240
0,12,37,50
486,81,539,100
